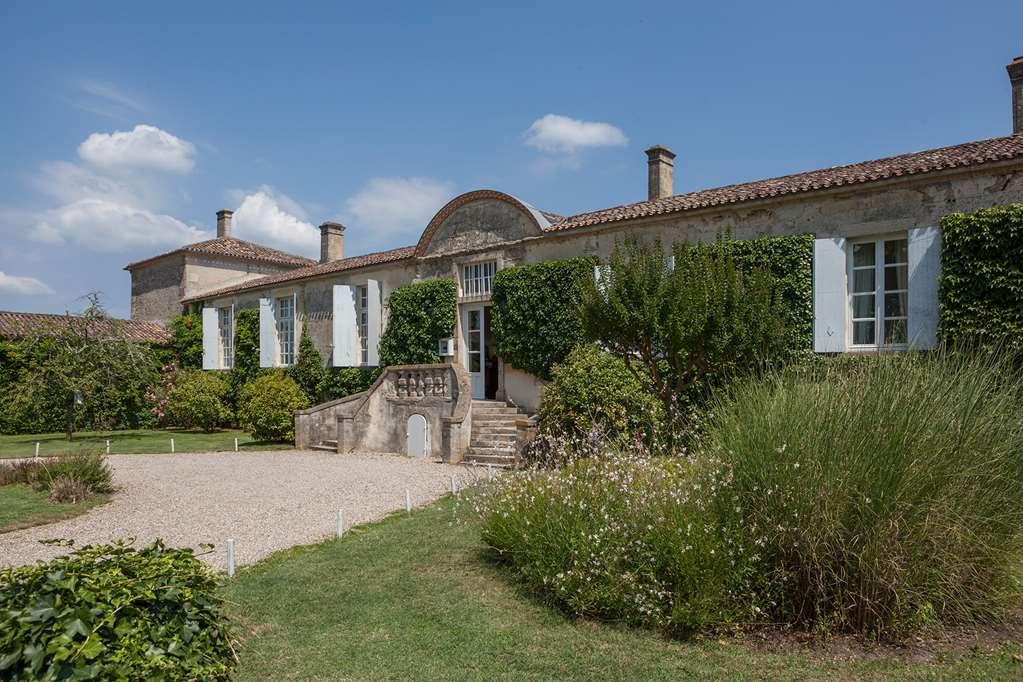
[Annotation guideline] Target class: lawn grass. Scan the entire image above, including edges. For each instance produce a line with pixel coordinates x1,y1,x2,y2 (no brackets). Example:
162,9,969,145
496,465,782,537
0,484,106,533
222,498,1023,681
0,429,293,459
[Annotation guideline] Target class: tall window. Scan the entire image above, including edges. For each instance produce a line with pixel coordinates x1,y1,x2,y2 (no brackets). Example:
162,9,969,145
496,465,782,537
461,260,497,297
276,296,295,365
357,285,369,366
218,307,233,369
850,237,908,347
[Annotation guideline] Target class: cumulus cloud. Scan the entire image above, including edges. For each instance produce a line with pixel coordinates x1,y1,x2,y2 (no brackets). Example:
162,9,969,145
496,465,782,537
33,161,141,206
0,271,54,296
343,177,455,240
523,114,628,154
78,124,196,174
232,189,319,256
31,199,207,252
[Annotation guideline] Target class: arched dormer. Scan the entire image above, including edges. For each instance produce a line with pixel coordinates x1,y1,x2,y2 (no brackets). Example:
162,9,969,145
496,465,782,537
415,190,555,258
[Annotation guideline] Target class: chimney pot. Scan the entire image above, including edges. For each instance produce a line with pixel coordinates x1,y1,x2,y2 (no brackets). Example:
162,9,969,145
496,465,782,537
1008,55,1023,135
319,221,345,263
216,209,233,238
645,145,676,200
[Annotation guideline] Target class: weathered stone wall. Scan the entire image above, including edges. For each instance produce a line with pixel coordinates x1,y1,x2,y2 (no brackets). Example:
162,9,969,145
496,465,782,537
129,255,186,323
422,198,538,257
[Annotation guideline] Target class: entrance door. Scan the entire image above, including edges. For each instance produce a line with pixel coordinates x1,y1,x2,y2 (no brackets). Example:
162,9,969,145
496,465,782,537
464,306,485,399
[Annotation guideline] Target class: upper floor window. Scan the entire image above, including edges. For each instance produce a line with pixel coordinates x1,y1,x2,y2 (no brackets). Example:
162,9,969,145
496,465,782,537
461,260,497,298
357,284,369,366
850,237,908,347
218,307,233,369
276,296,295,365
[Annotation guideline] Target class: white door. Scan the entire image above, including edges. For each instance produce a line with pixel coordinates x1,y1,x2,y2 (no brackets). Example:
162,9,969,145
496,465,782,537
406,414,429,458
463,306,485,399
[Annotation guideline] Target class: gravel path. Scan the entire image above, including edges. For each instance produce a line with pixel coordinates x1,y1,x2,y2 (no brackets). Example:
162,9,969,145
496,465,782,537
0,451,478,570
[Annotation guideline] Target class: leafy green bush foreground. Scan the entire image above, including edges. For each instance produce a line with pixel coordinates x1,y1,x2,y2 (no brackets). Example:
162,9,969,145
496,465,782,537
0,540,235,681
473,349,1023,639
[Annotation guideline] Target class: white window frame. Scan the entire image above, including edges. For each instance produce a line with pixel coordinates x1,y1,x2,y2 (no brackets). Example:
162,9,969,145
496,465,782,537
276,295,296,366
356,284,369,366
460,260,497,298
218,306,234,369
847,234,909,350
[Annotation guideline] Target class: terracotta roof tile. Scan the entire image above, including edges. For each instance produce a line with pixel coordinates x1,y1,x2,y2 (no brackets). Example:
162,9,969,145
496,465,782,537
545,134,1023,232
183,245,416,303
125,236,315,270
0,311,170,344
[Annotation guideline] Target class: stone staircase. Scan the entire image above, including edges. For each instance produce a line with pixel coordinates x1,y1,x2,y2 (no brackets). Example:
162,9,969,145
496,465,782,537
311,439,337,452
463,400,528,467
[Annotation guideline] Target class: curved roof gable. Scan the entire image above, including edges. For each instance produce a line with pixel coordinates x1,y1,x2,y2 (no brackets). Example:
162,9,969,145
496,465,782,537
415,190,558,257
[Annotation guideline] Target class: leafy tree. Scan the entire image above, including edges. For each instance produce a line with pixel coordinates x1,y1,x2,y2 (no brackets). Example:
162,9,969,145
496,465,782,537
288,330,325,403
378,278,457,367
580,238,786,444
165,370,232,432
168,313,203,369
12,294,158,441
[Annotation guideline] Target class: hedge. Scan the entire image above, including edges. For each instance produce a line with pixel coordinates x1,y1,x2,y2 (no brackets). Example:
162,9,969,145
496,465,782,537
378,278,458,367
491,257,593,381
939,204,1023,351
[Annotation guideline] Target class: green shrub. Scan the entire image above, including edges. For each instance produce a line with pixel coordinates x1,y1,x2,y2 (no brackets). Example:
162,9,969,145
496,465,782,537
317,366,381,402
47,476,91,503
164,370,232,432
0,540,235,680
706,347,1023,637
287,330,325,403
378,278,457,367
537,344,662,444
939,204,1023,351
40,454,114,495
237,372,309,442
231,308,261,386
168,313,203,369
490,257,593,380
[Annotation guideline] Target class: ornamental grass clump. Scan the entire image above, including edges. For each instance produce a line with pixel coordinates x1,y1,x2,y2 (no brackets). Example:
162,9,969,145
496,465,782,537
706,347,1023,637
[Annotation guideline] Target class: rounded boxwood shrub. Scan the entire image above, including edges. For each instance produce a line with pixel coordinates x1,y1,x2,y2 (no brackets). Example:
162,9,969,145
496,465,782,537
0,540,235,680
237,372,309,442
165,370,232,432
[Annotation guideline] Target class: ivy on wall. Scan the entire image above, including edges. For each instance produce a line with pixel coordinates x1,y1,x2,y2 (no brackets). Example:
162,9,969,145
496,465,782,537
168,313,203,369
490,256,593,381
378,278,458,367
939,204,1023,351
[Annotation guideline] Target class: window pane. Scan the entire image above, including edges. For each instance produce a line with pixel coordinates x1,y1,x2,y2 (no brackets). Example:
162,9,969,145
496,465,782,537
884,292,907,318
852,243,875,267
884,239,907,265
853,321,875,345
884,265,908,291
469,331,480,352
885,319,907,345
469,353,481,372
853,294,874,319
853,269,875,293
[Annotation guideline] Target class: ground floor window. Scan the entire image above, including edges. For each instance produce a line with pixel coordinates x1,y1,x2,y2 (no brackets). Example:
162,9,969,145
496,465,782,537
357,284,369,365
850,236,908,348
218,307,233,368
277,296,295,365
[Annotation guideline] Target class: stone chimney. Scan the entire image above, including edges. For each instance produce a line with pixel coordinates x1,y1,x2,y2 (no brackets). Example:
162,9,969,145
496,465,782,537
645,145,676,200
1008,55,1023,135
216,209,233,238
319,221,345,263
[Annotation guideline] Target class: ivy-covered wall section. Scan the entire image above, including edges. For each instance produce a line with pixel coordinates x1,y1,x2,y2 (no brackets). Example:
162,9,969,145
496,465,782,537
939,204,1023,351
378,278,458,367
490,256,593,381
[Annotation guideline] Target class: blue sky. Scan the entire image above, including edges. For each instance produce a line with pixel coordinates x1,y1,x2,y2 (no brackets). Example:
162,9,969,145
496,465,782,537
1,1,1020,317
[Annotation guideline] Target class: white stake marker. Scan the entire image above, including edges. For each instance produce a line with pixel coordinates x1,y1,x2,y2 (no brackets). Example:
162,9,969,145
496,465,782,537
170,438,175,453
234,437,239,452
450,475,457,496
488,464,494,481
337,510,344,539
35,442,40,458
405,489,412,514
105,440,110,454
226,538,236,578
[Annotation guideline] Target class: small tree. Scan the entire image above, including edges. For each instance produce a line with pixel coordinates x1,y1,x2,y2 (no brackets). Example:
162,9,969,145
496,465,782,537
580,238,785,446
165,370,232,432
237,373,309,442
288,330,325,403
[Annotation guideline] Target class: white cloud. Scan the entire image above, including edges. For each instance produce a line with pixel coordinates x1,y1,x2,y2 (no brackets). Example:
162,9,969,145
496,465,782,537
233,189,319,256
31,199,207,252
78,124,196,174
33,161,141,206
0,271,54,296
343,177,455,239
523,114,628,154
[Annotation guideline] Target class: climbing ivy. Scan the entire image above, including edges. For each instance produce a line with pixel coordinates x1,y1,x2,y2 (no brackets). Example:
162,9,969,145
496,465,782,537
378,278,458,367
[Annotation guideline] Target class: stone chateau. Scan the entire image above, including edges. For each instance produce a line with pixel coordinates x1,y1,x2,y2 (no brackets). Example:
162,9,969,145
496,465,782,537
123,56,1023,463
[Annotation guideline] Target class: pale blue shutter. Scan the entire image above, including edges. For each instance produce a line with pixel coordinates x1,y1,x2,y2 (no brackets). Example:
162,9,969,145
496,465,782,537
258,298,275,368
332,285,358,367
907,226,941,349
813,237,848,353
201,307,219,370
366,279,382,366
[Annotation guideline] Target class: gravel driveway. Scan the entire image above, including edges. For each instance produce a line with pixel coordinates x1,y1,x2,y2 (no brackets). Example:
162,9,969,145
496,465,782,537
0,451,477,570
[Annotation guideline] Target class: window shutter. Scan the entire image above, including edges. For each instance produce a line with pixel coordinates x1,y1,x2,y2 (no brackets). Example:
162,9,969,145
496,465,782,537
907,226,941,349
332,285,358,367
813,237,848,353
258,298,276,368
201,307,219,370
366,279,382,366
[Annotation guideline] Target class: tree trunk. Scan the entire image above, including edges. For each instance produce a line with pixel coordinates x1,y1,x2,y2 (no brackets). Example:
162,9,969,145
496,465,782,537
65,393,75,441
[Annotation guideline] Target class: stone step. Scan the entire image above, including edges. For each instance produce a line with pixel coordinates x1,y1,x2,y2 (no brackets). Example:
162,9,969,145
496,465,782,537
472,425,518,435
470,432,517,443
472,407,524,416
472,414,523,424
311,444,337,452
322,439,338,446
471,439,517,449
464,453,518,467
468,445,518,457
471,399,508,406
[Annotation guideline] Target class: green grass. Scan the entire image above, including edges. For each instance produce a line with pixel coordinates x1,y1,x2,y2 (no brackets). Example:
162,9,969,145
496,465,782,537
0,484,106,533
0,429,293,459
222,498,1023,681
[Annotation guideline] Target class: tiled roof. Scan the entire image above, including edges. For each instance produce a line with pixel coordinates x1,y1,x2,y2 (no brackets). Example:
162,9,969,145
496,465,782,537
182,245,416,303
0,311,170,344
124,236,315,270
544,134,1023,232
